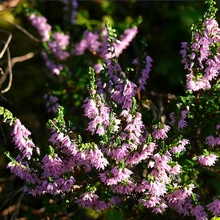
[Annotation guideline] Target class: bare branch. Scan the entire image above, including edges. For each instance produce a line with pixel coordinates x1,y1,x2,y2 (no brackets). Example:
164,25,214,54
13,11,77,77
0,18,40,43
0,30,12,59
0,51,35,93
1,46,12,93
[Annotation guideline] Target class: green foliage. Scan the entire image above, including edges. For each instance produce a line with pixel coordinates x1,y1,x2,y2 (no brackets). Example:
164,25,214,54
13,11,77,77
205,0,218,19
106,208,124,220
0,106,15,125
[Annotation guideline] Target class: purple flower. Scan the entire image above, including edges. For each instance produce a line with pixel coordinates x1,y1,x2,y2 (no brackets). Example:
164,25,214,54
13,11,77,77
152,124,170,140
169,112,175,124
86,145,109,170
28,14,51,42
190,205,208,220
99,167,133,186
153,153,171,172
126,151,142,165
178,109,189,129
206,135,216,147
197,153,218,166
44,93,60,114
82,98,99,119
204,19,219,35
47,32,70,60
206,198,220,216
49,130,64,144
215,137,220,145
40,180,61,195
180,42,188,65
180,17,220,92
73,30,101,55
170,138,189,154
139,196,161,208
137,179,167,197
53,32,70,49
48,41,69,60
76,191,99,209
140,142,156,160
166,184,195,204
58,176,75,192
178,119,187,130
41,154,64,179
204,58,219,80
93,200,108,211
82,95,110,136
122,79,137,109
138,55,153,91
186,73,211,91
11,119,36,160
170,164,181,175
114,26,138,57
112,179,136,195
41,50,63,75
7,162,40,184
111,145,129,161
152,202,168,214
73,26,137,59
124,112,144,141
93,63,104,74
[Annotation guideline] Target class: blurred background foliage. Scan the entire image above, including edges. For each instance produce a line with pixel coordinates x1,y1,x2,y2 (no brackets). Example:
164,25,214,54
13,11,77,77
0,0,220,219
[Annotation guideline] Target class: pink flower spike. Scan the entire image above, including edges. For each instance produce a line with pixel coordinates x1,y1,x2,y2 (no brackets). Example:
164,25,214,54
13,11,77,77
11,119,35,160
28,14,51,41
114,26,138,57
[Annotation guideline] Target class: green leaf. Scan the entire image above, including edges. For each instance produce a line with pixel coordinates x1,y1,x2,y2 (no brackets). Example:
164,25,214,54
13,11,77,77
211,217,220,220
106,208,124,220
48,145,55,157
0,106,4,115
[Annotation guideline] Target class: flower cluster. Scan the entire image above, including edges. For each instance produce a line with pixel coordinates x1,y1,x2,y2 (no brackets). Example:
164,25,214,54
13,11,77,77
28,12,70,76
73,26,138,60
3,0,220,219
28,14,51,42
11,119,39,160
48,32,70,60
73,30,102,56
180,15,220,91
197,153,218,166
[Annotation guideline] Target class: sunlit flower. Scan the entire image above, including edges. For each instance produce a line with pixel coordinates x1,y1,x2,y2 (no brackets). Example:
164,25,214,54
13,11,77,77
198,153,218,166
152,124,170,140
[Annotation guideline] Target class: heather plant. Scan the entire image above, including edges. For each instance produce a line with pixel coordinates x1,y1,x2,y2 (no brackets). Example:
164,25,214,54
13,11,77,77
1,0,220,219
21,0,141,135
